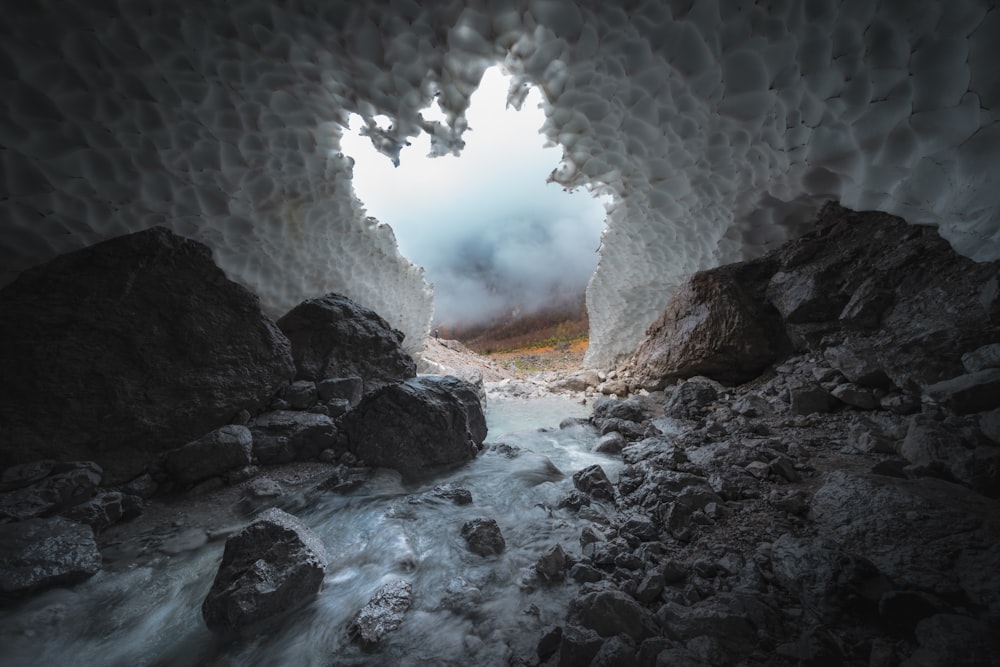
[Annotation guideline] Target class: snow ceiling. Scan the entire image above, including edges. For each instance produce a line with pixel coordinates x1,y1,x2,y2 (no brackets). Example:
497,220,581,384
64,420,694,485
2,1,998,365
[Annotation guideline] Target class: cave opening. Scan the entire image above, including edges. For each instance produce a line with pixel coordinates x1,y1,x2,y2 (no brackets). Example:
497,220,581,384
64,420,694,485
340,66,608,352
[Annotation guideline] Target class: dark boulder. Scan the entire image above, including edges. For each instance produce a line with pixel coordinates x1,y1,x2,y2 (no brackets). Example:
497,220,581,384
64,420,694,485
317,377,363,406
165,425,253,486
336,376,486,480
250,411,337,465
61,490,143,533
276,293,416,391
567,590,659,641
0,516,101,595
202,508,328,636
573,465,615,501
348,579,413,647
0,227,295,483
631,269,787,388
461,518,506,557
0,461,102,522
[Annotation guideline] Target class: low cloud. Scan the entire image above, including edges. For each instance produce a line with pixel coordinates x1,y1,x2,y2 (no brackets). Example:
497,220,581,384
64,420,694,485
342,67,607,325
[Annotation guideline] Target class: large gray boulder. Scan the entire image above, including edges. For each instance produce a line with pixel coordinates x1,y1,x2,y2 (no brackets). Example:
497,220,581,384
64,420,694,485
0,516,101,595
631,269,786,389
336,376,487,480
276,293,416,392
0,227,295,483
202,508,328,636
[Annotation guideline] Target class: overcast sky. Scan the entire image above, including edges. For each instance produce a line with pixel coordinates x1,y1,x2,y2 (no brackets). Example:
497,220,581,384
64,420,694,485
340,67,608,325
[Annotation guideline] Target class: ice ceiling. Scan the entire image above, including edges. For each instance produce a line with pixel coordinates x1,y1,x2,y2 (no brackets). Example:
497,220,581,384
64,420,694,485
1,1,998,365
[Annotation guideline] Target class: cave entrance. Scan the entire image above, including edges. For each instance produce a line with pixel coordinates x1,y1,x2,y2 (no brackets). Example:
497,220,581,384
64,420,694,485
340,66,607,354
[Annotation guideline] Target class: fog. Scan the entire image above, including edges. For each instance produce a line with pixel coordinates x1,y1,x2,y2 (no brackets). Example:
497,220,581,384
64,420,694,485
341,67,608,325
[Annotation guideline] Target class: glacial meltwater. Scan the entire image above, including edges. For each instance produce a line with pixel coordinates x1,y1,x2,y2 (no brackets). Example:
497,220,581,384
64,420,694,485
0,396,621,666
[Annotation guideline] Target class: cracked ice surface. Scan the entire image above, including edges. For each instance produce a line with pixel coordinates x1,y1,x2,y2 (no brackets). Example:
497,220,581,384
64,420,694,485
1,1,997,363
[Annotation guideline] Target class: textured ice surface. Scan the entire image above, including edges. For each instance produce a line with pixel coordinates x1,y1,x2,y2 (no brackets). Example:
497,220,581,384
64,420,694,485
1,1,998,364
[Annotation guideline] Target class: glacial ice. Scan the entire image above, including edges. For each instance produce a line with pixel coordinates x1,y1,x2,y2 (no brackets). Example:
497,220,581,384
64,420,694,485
0,0,997,364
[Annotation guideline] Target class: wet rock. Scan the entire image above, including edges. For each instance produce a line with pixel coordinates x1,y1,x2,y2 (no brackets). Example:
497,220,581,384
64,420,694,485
0,461,102,522
337,376,486,480
662,380,719,420
319,465,372,494
242,476,283,499
62,490,143,532
594,432,626,455
0,226,295,483
923,369,1000,415
122,473,158,499
657,593,781,660
573,465,615,501
461,518,505,557
283,380,318,410
569,563,604,583
0,516,101,595
631,269,786,388
165,425,253,486
250,411,336,464
425,485,473,505
635,571,666,602
536,625,562,662
276,293,416,391
535,544,570,582
568,590,659,641
348,579,413,647
317,376,363,406
202,508,328,636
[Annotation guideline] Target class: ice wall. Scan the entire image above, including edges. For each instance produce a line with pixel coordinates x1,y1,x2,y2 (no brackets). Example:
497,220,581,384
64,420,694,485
1,1,998,365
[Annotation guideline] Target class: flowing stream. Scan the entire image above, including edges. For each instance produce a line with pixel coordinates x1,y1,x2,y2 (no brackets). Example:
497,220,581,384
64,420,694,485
1,396,622,666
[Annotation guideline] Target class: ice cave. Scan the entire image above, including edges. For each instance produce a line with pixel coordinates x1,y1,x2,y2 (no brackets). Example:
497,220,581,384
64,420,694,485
2,1,1000,665
2,0,997,365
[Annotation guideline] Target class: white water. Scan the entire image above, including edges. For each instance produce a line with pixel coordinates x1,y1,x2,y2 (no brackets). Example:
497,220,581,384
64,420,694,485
0,396,621,667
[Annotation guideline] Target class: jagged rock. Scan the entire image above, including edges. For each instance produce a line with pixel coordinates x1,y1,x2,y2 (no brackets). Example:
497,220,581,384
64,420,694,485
590,635,640,667
336,376,486,480
663,381,718,420
594,432,626,455
0,227,295,483
788,381,839,415
558,625,605,667
573,465,615,501
824,341,891,388
593,396,656,424
250,411,337,464
61,490,143,532
0,461,102,522
165,425,253,485
631,270,786,388
202,508,328,636
461,518,505,557
567,590,659,640
0,516,101,595
276,293,416,391
319,465,372,494
831,382,878,409
962,343,1000,373
923,369,1000,415
535,544,569,582
348,579,413,647
283,380,318,410
317,377,363,406
657,593,782,660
